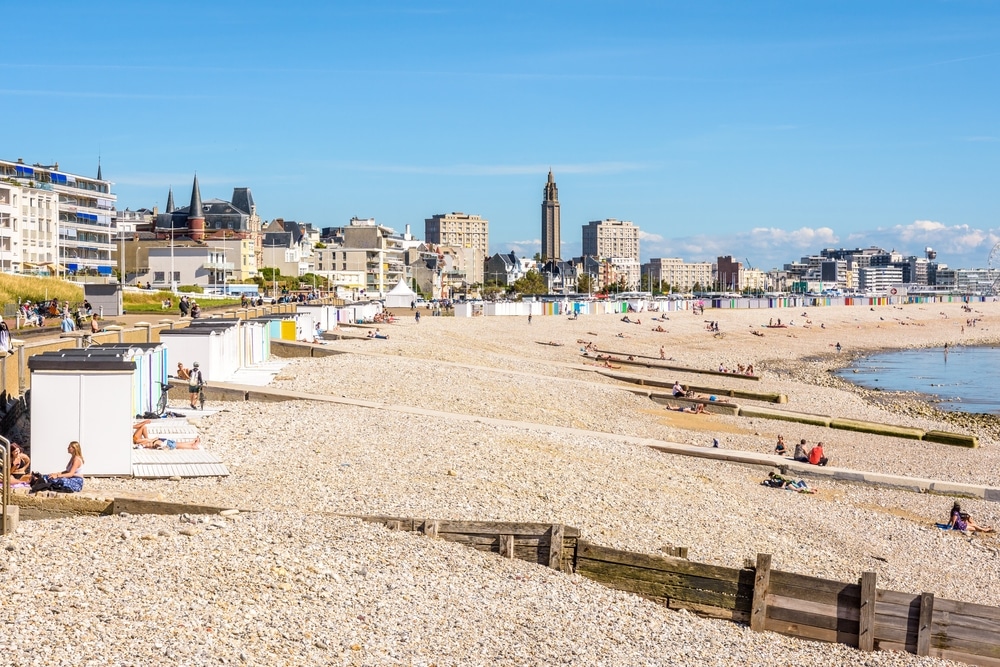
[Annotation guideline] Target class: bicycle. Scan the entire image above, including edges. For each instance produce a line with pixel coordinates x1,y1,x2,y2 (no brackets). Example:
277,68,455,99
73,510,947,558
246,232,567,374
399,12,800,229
198,383,206,411
156,382,175,416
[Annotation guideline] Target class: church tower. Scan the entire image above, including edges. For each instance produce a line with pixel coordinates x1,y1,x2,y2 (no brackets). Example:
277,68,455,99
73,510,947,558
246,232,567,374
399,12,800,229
541,170,561,261
187,174,205,241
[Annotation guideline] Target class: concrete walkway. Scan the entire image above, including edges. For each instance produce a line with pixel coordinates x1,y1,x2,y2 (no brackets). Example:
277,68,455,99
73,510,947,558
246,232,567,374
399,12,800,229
210,379,1000,504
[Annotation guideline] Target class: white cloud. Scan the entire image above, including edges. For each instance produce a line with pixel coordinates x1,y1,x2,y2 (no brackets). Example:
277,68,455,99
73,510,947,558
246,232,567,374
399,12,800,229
638,230,664,242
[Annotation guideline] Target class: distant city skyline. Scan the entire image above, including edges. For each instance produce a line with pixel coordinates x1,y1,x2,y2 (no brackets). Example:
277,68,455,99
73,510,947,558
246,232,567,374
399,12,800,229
4,1,999,271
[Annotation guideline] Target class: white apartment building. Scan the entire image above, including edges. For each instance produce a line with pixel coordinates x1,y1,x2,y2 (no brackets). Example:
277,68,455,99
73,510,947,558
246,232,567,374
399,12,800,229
582,219,640,261
314,218,407,297
0,181,57,273
0,159,116,276
642,257,713,292
858,266,903,293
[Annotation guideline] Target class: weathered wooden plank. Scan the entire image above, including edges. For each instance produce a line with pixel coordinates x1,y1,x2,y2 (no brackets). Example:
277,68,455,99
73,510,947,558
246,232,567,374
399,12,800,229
767,603,860,636
875,602,921,623
930,635,1000,660
932,624,1000,652
853,572,876,654
916,592,934,656
769,570,861,601
575,556,751,599
766,594,860,622
873,621,917,648
763,618,858,646
750,553,771,632
499,534,514,559
422,519,438,538
548,524,564,570
935,597,1000,623
931,646,1000,667
443,533,542,547
876,589,922,607
582,572,747,611
932,610,1000,640
577,541,745,583
436,520,580,537
667,599,750,623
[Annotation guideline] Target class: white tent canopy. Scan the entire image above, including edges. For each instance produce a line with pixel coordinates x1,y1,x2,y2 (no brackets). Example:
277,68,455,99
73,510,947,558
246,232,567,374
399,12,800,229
384,279,417,308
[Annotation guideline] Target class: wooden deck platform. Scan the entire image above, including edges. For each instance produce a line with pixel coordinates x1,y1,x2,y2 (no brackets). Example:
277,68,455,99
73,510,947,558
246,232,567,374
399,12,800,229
132,449,229,478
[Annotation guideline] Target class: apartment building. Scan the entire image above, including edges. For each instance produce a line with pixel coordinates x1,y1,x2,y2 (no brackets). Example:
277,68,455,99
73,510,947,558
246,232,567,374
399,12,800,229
582,219,639,262
0,158,116,275
425,212,488,283
642,257,713,292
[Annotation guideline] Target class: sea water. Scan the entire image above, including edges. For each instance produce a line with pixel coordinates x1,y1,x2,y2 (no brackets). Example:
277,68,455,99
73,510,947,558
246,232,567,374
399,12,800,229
836,345,1000,415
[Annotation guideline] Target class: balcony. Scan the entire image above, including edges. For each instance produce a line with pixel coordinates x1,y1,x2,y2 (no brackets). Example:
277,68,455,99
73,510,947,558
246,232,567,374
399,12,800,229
203,260,235,271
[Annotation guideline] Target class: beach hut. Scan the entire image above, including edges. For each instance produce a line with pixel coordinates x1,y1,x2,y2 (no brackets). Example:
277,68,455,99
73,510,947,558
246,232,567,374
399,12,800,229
297,304,337,332
384,279,417,309
160,320,241,383
28,348,138,476
93,343,170,417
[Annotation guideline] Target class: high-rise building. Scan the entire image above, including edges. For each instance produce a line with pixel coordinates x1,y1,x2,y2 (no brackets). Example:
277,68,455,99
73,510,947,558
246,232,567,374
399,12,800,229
0,158,116,275
582,219,639,261
425,212,489,283
541,170,560,261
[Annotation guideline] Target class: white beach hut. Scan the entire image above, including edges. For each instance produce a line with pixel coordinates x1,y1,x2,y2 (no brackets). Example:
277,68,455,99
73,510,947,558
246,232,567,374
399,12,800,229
28,348,138,476
160,320,241,383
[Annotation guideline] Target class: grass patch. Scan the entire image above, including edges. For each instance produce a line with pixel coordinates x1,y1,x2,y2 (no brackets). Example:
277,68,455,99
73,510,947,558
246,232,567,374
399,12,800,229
0,274,84,306
123,291,243,314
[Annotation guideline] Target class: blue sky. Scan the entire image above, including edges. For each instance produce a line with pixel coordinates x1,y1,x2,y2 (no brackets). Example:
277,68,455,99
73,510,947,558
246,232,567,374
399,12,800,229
4,1,999,270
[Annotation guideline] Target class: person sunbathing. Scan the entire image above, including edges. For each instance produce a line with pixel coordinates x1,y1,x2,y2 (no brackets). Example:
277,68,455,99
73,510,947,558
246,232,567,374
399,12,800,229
948,502,994,533
665,402,706,414
132,420,201,450
652,325,666,332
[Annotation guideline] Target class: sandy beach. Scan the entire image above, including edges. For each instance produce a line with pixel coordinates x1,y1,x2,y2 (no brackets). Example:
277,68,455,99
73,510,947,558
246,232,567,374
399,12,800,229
7,299,1000,665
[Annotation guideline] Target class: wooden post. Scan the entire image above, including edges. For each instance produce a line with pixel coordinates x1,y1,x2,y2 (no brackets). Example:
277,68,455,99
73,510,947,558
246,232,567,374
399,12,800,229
386,520,401,531
499,534,514,559
917,592,934,656
422,519,438,538
750,553,771,632
548,524,565,570
858,571,877,652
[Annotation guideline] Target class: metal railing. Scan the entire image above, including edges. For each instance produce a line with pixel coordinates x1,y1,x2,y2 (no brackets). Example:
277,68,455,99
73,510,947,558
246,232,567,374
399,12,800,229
1,435,10,536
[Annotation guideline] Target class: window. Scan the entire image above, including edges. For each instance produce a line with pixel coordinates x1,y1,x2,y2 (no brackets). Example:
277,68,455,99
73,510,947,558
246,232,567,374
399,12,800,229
154,271,165,282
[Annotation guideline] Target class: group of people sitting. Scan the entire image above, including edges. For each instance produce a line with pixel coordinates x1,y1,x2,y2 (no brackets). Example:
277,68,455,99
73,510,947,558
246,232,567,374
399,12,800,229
5,440,85,493
775,436,830,466
717,363,755,375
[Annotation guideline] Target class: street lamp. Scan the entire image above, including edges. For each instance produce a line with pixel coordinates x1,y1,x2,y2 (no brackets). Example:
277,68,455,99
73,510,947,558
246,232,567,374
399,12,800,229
134,246,141,285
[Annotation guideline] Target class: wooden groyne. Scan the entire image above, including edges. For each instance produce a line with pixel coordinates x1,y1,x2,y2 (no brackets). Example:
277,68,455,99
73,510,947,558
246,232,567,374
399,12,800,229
592,350,761,381
359,515,1000,666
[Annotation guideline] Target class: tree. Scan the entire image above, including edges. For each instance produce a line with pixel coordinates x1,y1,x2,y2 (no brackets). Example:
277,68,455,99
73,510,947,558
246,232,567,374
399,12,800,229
512,270,547,296
577,273,594,294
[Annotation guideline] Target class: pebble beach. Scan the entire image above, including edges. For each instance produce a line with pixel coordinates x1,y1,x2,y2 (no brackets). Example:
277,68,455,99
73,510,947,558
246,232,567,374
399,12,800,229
7,299,1000,666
